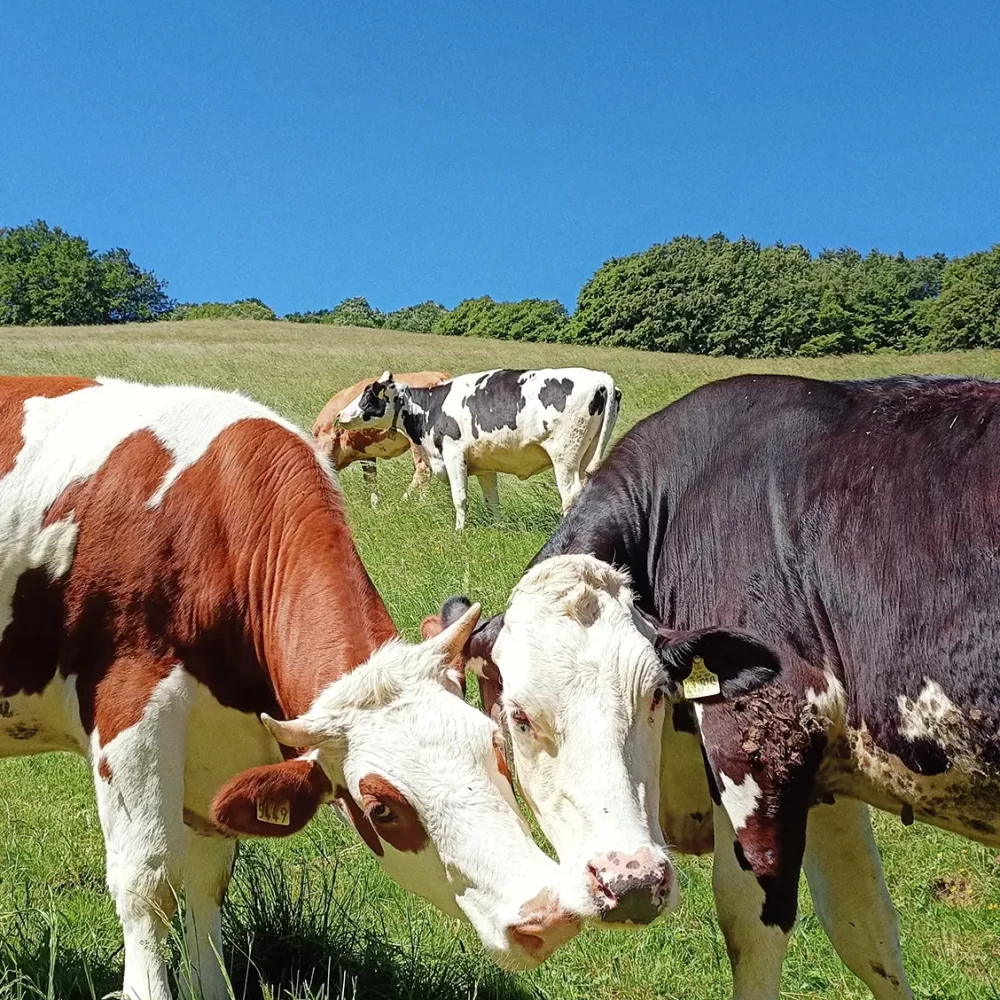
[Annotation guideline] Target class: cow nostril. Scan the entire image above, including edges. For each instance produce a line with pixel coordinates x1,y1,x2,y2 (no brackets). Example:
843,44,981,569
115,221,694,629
587,864,618,907
510,928,545,954
587,851,674,923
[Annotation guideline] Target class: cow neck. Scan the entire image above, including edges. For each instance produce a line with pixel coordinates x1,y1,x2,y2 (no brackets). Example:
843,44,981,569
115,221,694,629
396,385,432,443
530,450,657,609
252,456,397,720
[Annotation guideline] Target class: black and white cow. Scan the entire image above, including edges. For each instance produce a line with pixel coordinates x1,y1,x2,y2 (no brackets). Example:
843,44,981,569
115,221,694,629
336,369,621,530
434,374,1000,999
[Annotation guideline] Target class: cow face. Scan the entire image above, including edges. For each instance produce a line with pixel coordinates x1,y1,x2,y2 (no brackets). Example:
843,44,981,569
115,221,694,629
453,554,780,928
336,371,400,430
463,556,675,926
212,604,578,970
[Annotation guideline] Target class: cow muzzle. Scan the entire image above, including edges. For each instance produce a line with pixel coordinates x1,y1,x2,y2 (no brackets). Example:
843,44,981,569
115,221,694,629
505,890,580,965
586,847,675,925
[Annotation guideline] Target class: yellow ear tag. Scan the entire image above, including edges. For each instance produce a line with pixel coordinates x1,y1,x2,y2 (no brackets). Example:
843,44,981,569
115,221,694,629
256,799,291,826
682,656,721,701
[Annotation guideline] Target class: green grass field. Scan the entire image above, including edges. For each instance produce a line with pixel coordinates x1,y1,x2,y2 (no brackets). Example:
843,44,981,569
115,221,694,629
1,320,999,1000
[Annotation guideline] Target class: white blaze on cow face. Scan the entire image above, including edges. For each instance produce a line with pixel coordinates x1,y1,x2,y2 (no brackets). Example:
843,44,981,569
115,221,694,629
491,555,676,925
263,605,579,970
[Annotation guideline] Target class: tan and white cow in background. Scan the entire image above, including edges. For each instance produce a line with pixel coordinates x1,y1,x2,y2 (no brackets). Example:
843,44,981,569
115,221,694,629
0,375,579,1000
312,370,449,507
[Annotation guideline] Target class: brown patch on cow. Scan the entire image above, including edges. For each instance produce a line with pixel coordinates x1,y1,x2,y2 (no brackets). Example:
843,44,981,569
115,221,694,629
495,739,512,786
92,655,175,745
211,757,332,837
0,376,96,479
15,415,395,731
0,568,68,698
335,784,385,856
929,870,977,908
358,773,428,853
97,757,112,783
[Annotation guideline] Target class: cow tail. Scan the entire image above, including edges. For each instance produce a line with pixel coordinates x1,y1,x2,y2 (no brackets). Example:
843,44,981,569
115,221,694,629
585,376,621,475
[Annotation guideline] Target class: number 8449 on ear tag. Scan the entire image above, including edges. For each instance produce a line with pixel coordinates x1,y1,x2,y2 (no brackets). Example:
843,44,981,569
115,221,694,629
256,799,291,826
682,656,721,701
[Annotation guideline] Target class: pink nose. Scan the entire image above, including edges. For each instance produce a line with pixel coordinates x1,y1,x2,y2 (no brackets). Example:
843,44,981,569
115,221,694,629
507,890,580,963
587,848,673,924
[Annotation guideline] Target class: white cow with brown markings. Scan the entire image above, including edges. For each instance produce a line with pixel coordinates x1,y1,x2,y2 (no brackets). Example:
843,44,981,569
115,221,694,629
0,375,579,1000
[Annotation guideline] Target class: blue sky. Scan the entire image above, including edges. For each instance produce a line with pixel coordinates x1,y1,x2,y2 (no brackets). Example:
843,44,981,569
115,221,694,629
2,1,997,315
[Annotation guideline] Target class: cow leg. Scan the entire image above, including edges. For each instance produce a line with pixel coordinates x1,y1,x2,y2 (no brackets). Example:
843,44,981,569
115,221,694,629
442,447,469,530
92,666,193,1000
546,451,585,514
361,459,379,508
180,831,236,1000
804,799,912,999
477,471,501,519
712,803,791,1000
700,691,823,1000
403,445,433,501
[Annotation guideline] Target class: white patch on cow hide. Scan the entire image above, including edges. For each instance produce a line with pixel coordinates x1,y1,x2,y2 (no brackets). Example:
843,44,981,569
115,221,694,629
897,679,965,747
718,771,762,833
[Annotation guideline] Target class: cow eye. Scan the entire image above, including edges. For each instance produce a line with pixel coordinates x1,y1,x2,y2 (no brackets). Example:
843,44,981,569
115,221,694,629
651,687,666,711
510,708,533,735
369,802,395,824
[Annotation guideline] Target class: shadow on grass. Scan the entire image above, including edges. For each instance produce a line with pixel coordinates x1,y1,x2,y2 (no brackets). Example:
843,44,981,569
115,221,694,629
0,891,124,999
221,847,538,1000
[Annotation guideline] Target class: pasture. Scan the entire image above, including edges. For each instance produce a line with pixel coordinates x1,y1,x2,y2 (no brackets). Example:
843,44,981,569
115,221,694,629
1,320,999,1000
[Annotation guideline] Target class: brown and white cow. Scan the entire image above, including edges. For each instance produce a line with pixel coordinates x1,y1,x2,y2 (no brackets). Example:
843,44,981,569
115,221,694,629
0,375,579,1000
312,371,449,508
431,374,1000,999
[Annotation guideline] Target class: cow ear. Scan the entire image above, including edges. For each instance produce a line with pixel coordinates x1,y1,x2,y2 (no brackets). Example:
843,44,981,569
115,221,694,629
655,627,780,700
379,370,393,384
211,758,333,837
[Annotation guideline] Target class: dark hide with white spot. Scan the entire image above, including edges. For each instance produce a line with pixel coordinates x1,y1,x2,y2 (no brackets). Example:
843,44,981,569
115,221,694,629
468,373,1000,939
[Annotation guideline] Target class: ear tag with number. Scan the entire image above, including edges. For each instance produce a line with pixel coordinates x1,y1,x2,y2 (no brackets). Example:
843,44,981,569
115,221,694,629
256,799,291,826
682,656,721,701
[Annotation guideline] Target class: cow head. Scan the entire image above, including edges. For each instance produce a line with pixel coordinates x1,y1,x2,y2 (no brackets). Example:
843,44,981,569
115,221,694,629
431,554,780,928
336,372,403,430
212,603,579,969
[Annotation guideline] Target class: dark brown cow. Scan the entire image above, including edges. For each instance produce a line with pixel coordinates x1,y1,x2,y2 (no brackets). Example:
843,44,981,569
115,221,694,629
312,371,449,506
0,375,577,1000
434,374,1000,999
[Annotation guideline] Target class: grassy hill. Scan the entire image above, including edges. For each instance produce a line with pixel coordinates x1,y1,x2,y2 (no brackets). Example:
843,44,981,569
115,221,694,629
1,320,998,999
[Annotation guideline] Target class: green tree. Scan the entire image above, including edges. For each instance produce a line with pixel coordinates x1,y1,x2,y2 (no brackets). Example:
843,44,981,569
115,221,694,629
0,220,170,325
0,220,104,325
99,247,172,322
927,246,1000,349
433,296,568,341
384,300,448,333
167,298,277,321
285,296,384,327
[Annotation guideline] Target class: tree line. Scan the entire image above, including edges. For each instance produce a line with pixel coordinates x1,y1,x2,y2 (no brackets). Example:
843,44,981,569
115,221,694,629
2,220,998,357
